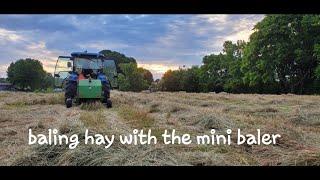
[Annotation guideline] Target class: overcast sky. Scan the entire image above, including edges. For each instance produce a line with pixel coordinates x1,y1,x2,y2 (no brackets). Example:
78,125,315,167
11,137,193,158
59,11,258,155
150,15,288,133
0,14,264,79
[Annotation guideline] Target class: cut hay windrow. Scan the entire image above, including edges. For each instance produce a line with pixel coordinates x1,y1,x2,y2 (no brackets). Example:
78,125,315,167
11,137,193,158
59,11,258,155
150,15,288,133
1,91,320,166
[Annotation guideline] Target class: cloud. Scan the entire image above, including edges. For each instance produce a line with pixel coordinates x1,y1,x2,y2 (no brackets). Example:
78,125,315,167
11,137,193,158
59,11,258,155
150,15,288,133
0,27,61,75
123,15,148,21
0,64,9,78
0,15,265,78
77,41,130,52
138,61,180,80
192,14,229,33
0,28,25,44
20,41,61,74
224,15,264,42
190,14,265,55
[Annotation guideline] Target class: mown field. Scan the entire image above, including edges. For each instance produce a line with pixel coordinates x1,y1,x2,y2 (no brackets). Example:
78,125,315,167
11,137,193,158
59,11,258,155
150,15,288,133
0,90,320,166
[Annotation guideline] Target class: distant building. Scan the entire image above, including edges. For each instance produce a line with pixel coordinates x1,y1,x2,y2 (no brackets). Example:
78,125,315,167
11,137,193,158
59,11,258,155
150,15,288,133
0,83,13,91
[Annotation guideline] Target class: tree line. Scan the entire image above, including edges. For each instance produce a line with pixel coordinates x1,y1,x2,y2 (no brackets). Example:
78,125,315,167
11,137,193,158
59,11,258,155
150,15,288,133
159,15,320,94
5,50,153,92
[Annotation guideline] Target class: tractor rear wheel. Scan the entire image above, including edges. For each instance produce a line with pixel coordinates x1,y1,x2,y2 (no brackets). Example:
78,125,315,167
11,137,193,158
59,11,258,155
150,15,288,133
102,81,110,99
105,99,112,108
66,98,73,108
102,81,112,108
65,80,77,108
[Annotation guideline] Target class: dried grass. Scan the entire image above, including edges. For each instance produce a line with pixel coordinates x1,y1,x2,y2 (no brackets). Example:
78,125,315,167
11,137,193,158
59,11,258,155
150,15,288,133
1,91,320,166
80,102,105,111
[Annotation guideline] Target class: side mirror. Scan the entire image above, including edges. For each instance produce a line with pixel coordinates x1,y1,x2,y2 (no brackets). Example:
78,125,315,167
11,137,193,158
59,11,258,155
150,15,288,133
54,74,60,78
67,62,72,68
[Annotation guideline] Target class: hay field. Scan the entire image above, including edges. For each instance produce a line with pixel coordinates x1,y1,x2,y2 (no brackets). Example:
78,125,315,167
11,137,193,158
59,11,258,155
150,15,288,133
0,90,319,166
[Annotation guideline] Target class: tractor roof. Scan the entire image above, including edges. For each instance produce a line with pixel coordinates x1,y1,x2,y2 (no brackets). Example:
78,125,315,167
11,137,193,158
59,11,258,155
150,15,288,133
71,52,105,59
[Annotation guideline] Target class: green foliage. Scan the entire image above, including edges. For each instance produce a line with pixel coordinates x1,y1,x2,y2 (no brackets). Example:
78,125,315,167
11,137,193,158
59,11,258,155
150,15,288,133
315,65,320,79
161,40,247,93
99,50,137,73
99,50,154,91
141,68,154,85
0,78,8,83
160,69,183,91
103,60,118,89
315,44,320,61
117,63,150,92
182,66,201,92
160,15,320,94
199,53,228,92
160,67,200,92
41,73,54,90
7,59,52,91
242,14,320,94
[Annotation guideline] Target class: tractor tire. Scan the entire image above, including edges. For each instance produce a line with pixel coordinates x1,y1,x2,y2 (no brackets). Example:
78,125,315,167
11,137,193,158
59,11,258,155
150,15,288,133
65,80,77,108
102,81,110,99
65,80,77,99
102,81,112,108
66,98,73,108
106,99,112,108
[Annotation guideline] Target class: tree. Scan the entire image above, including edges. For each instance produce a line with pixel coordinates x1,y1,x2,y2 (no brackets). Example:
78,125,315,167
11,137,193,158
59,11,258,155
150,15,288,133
117,63,149,92
159,15,320,95
41,73,54,90
222,40,248,93
99,50,137,73
199,53,228,92
140,68,154,85
7,59,47,91
182,66,200,92
160,69,184,91
242,14,320,94
0,78,8,83
99,49,154,91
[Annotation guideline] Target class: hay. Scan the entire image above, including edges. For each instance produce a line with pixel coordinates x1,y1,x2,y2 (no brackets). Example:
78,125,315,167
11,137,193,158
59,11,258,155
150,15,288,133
2,90,320,166
257,107,279,113
12,135,181,166
4,93,64,108
80,102,105,111
192,115,234,130
290,111,320,126
117,105,155,129
148,103,161,113
279,150,320,166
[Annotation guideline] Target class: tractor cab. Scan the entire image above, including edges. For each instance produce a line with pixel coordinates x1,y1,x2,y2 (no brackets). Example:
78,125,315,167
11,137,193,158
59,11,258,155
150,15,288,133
71,52,104,80
54,52,117,108
54,52,118,90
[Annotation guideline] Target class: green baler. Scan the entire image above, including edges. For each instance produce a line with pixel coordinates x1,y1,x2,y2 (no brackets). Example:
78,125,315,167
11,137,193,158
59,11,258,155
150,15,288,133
78,79,102,99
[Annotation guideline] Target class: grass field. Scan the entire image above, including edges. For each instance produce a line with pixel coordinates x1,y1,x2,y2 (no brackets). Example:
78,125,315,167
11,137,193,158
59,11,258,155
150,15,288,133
0,90,320,166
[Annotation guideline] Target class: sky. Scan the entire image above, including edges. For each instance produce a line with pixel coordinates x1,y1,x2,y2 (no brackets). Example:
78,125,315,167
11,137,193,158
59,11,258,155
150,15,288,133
0,14,265,79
